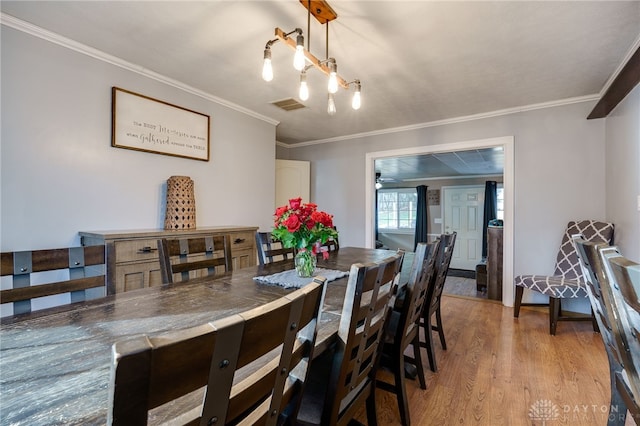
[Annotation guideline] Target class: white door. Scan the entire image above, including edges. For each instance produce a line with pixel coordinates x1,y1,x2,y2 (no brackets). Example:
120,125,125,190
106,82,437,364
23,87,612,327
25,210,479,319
442,186,484,270
275,160,310,207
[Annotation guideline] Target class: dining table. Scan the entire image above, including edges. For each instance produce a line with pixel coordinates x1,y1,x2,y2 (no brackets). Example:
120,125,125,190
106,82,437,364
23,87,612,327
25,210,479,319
0,246,399,425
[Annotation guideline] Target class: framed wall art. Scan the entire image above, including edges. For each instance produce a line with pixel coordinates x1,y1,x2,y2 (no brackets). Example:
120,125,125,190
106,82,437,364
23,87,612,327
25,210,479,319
111,87,210,161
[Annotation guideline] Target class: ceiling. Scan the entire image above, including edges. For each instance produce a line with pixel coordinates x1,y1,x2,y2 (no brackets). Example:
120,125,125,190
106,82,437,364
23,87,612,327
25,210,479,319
2,1,639,149
1,2,638,183
375,147,504,182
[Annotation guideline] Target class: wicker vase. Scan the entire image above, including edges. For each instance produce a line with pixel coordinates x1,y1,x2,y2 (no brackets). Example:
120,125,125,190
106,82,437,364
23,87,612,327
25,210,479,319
164,176,196,230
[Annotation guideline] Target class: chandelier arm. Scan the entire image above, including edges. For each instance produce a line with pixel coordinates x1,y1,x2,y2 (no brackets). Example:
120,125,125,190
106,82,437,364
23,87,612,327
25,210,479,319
274,27,349,89
264,38,279,50
284,28,303,38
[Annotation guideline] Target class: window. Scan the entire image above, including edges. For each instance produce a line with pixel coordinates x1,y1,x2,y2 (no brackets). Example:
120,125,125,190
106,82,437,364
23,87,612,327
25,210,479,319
377,189,418,231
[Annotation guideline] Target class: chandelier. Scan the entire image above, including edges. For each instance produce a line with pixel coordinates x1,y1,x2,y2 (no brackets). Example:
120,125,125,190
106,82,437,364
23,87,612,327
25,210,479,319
262,0,361,115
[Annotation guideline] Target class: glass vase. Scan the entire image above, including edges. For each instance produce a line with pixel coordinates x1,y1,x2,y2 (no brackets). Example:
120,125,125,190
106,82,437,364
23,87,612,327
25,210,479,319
295,250,317,278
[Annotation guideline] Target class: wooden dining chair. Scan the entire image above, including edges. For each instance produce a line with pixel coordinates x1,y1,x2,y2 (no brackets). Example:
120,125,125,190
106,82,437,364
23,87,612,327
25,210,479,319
420,232,456,372
376,240,440,426
109,276,327,425
514,220,614,335
573,237,629,425
256,232,296,265
157,235,232,284
599,247,640,422
296,252,404,426
0,245,106,315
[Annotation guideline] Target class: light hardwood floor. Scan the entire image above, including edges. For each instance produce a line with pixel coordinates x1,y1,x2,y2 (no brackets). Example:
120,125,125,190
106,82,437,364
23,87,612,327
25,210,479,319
354,295,637,425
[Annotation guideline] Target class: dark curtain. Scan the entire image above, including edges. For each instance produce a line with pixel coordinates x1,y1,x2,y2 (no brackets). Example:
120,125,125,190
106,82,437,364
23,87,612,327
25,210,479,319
482,181,498,259
414,185,428,251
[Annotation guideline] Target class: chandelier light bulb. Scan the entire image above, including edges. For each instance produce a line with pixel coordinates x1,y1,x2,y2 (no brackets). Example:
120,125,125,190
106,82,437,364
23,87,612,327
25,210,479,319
293,34,306,71
327,59,338,94
351,87,361,110
299,72,309,101
328,73,338,94
375,181,382,190
262,49,273,82
327,93,337,116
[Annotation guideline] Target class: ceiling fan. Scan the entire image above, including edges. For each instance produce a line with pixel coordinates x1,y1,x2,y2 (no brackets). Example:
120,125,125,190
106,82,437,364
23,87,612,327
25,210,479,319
375,172,396,189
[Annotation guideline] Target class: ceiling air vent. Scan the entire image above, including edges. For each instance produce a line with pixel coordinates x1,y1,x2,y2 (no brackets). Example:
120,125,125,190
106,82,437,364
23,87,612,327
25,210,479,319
270,98,306,111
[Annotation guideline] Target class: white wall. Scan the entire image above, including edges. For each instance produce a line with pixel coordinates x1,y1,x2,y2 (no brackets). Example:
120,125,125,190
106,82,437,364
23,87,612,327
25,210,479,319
282,101,609,309
605,84,640,261
1,26,277,251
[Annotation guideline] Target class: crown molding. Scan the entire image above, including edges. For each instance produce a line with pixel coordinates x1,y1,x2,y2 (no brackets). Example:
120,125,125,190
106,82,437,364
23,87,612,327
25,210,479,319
277,94,598,148
1,13,280,127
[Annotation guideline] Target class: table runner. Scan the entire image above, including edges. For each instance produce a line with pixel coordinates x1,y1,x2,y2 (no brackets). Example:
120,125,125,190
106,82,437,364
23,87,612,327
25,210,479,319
253,268,349,289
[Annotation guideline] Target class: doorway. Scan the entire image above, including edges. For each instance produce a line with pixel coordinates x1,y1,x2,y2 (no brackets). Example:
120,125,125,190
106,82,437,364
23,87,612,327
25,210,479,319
365,136,514,307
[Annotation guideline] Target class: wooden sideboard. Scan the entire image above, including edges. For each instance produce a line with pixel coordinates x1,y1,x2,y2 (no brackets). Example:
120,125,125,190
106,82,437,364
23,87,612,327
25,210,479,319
79,226,258,294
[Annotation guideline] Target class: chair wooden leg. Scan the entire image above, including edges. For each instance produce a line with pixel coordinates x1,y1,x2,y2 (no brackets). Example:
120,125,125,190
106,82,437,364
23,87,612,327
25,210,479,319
607,371,628,426
411,335,426,390
435,306,446,350
549,297,560,335
366,384,378,426
514,285,524,318
423,315,438,373
394,351,410,426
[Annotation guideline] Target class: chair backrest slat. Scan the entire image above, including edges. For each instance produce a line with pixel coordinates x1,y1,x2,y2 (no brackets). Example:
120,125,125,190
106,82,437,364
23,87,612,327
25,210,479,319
157,235,232,284
255,232,295,265
1,276,105,304
109,277,327,425
0,245,106,315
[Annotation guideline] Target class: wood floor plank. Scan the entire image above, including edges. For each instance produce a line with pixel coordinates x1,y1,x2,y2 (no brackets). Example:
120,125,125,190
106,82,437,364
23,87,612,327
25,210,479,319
357,295,638,425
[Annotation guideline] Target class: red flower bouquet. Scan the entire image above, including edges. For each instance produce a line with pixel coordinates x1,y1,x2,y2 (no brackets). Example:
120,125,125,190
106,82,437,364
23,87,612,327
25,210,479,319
272,197,339,276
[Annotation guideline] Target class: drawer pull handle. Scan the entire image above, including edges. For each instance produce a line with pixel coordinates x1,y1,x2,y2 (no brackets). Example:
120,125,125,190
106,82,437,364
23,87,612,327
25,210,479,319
138,246,158,253
234,238,246,244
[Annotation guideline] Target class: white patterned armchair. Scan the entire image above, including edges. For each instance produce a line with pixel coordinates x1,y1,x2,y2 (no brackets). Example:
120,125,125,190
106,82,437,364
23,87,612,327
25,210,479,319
513,220,614,335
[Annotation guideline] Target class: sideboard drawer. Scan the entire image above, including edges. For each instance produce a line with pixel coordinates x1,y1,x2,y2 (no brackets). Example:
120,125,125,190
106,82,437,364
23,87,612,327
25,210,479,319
230,231,255,250
114,239,159,263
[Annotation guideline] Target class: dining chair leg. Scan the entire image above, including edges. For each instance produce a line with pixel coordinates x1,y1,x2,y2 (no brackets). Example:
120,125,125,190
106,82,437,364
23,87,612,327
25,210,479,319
423,318,438,372
514,286,524,317
366,387,378,426
549,297,560,336
393,354,411,426
607,372,628,426
411,335,427,390
435,307,447,350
